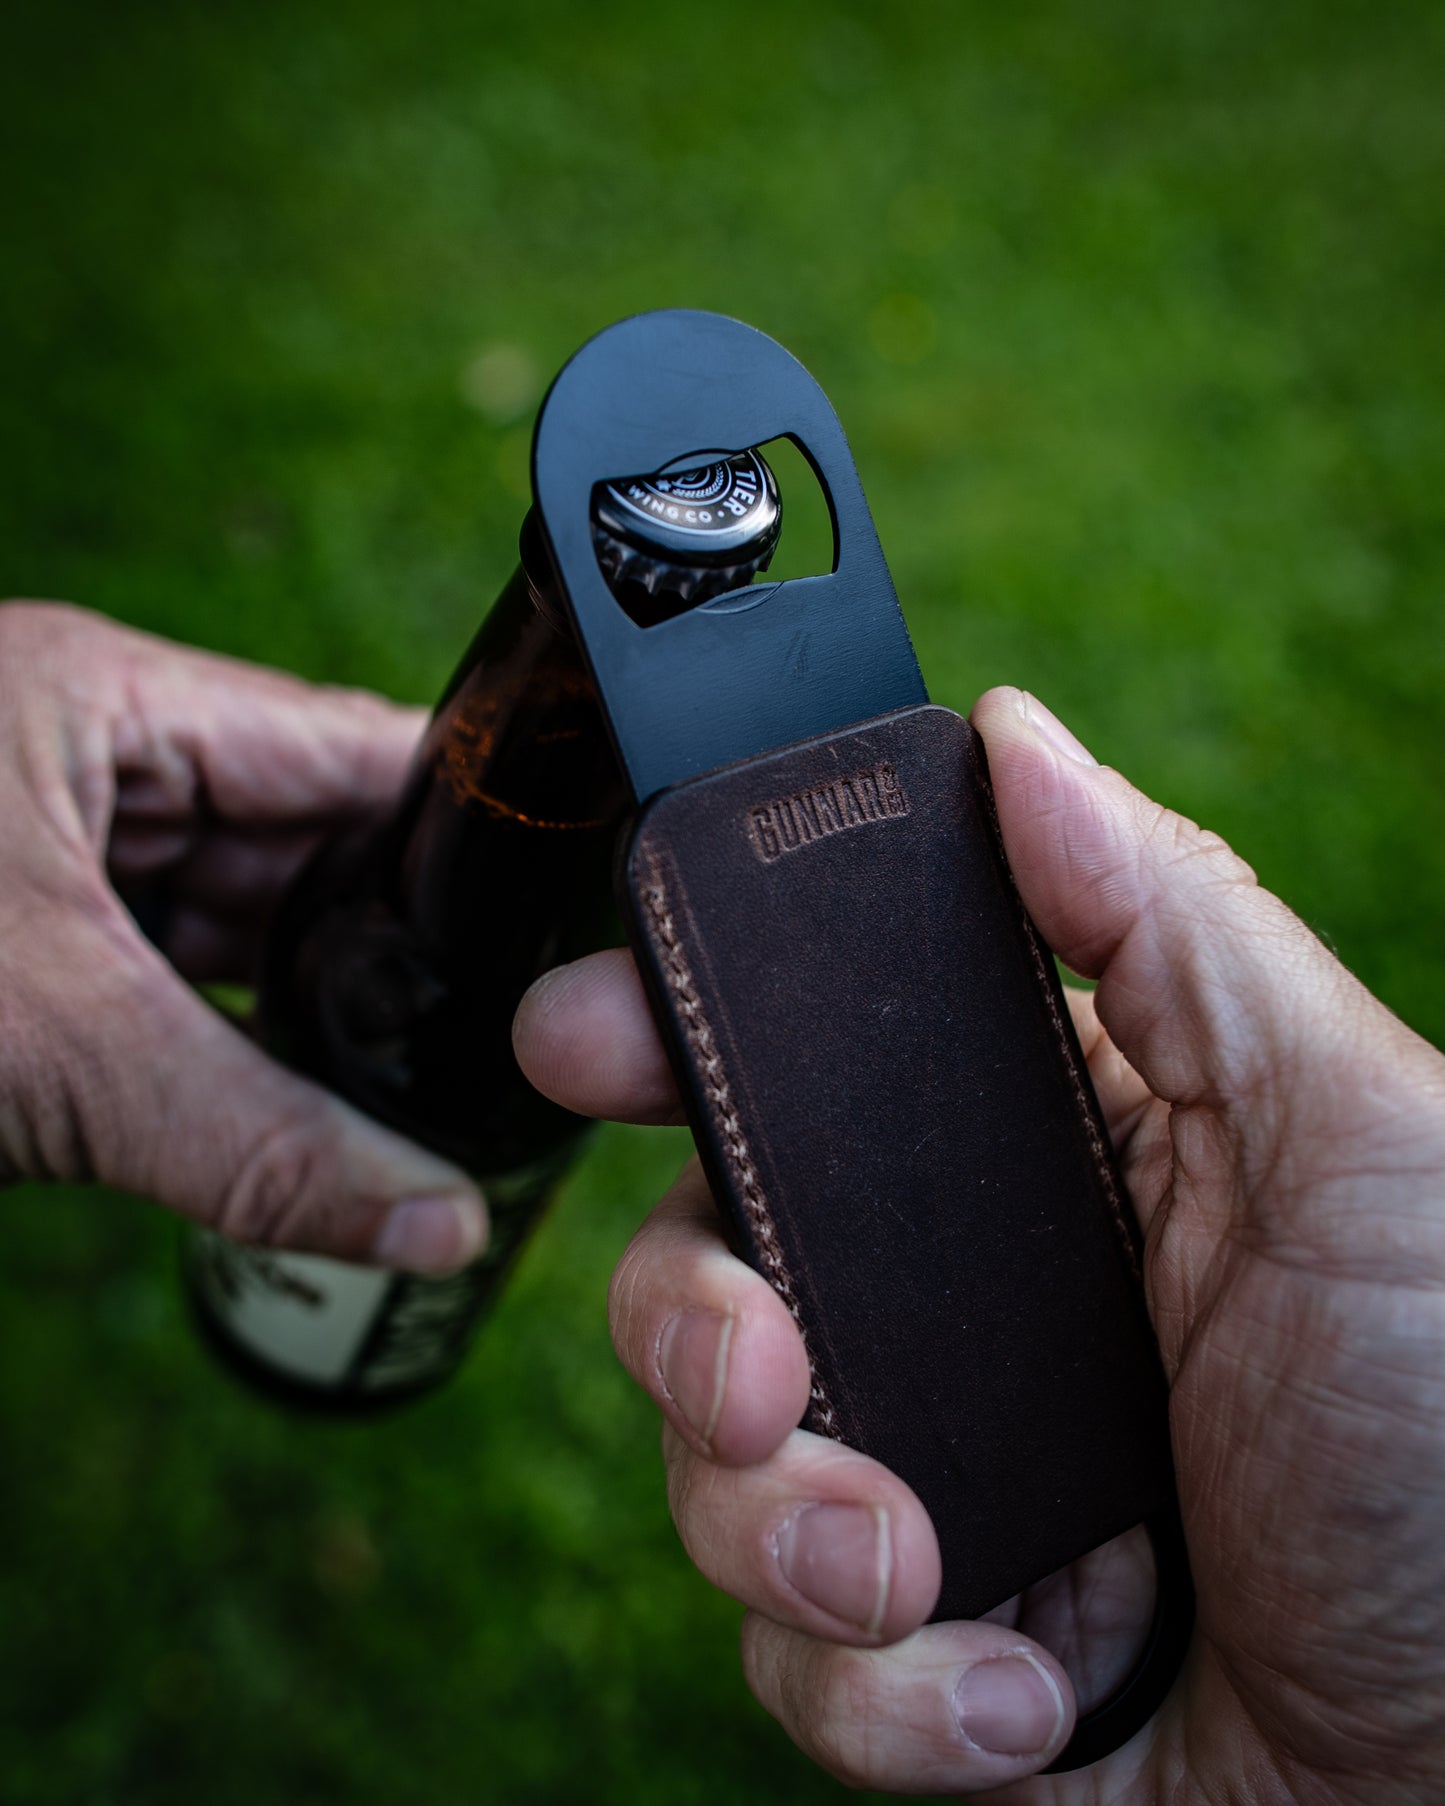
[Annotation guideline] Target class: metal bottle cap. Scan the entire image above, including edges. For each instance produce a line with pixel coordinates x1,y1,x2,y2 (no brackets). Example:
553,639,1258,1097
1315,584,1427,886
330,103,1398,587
590,449,782,611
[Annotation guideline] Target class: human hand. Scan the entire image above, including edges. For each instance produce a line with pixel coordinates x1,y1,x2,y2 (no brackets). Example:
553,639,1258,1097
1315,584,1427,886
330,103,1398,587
515,685,1445,1798
0,602,485,1272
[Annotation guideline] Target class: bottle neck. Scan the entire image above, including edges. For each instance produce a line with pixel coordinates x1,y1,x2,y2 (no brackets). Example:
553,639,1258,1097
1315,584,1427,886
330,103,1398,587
388,543,627,953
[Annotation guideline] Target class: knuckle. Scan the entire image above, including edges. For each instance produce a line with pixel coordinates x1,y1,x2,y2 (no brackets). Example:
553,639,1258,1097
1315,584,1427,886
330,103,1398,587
214,1111,343,1249
0,920,147,1187
802,1664,872,1784
0,1017,100,1186
747,1630,875,1787
664,1446,706,1550
665,1452,739,1588
0,598,56,646
1141,799,1256,896
606,1230,656,1366
0,598,100,664
801,1649,889,1787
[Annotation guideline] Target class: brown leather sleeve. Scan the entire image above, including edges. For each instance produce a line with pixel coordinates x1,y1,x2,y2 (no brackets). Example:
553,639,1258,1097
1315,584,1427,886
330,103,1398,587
622,703,1174,1621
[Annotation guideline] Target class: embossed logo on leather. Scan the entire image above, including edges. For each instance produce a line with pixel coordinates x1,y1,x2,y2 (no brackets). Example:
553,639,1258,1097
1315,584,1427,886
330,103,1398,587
748,764,909,862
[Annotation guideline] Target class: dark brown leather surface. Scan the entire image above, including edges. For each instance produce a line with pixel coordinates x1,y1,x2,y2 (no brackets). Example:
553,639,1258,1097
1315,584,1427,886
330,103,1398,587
622,703,1174,1621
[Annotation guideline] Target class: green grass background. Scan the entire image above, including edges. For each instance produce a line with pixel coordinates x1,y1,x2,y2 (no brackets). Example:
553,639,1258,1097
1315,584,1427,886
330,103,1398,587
3,1,1444,1801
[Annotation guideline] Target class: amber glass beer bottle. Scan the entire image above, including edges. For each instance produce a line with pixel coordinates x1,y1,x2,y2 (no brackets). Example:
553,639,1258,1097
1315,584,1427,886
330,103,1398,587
187,451,782,1409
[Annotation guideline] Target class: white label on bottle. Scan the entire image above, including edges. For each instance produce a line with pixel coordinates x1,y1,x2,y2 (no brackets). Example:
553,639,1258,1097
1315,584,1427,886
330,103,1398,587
191,1234,392,1385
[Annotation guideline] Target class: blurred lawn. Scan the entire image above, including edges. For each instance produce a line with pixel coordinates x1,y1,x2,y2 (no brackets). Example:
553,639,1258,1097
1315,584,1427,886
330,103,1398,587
2,1,1444,1801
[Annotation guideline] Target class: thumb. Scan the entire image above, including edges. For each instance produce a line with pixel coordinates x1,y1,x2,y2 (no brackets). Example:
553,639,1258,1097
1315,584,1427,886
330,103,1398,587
30,911,486,1273
971,686,1390,1118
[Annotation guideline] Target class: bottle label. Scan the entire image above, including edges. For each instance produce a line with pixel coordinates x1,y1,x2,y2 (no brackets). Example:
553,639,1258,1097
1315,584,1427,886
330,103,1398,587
188,1148,573,1398
189,1234,395,1386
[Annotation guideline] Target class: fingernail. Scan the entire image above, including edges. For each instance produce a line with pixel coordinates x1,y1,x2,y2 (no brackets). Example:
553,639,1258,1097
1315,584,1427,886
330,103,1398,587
953,1653,1066,1757
658,1309,734,1448
373,1194,486,1275
774,1503,892,1636
1018,692,1098,766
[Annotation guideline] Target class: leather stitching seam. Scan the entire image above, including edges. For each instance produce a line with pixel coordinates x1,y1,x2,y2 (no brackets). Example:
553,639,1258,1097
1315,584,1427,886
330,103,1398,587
641,854,841,1439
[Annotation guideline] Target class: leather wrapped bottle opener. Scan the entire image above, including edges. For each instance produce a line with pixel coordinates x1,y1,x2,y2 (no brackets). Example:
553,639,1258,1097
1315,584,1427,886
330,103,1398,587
531,309,1193,1772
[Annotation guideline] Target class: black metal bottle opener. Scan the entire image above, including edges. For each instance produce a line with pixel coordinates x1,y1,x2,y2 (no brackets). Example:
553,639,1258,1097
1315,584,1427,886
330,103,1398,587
531,309,1193,1772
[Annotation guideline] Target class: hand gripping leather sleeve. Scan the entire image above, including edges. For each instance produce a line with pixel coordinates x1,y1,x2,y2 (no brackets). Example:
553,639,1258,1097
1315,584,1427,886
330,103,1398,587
622,703,1176,1623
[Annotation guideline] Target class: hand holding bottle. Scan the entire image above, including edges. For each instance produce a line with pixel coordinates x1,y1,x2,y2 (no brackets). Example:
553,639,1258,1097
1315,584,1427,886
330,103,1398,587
515,685,1445,1798
0,600,486,1272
